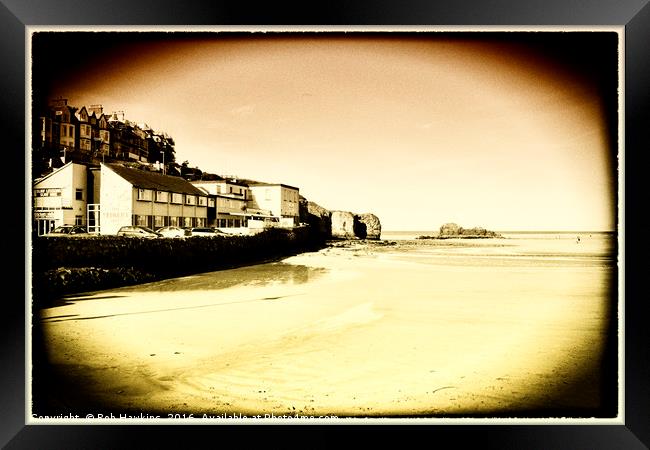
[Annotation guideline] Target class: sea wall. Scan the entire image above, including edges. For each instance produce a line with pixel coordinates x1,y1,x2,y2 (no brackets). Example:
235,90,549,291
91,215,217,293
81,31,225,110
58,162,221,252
31,227,321,304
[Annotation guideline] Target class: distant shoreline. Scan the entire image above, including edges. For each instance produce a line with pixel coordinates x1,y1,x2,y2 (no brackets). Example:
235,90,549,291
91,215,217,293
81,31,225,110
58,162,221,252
382,230,615,235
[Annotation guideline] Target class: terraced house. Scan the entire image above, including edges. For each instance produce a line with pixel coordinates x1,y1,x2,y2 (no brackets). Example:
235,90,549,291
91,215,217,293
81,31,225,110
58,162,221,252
95,163,209,235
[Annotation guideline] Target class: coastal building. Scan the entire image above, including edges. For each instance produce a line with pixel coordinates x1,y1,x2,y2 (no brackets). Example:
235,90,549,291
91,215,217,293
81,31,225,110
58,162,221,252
32,162,89,236
108,113,149,163
35,100,175,173
191,179,250,229
39,98,78,157
93,163,209,235
248,183,300,227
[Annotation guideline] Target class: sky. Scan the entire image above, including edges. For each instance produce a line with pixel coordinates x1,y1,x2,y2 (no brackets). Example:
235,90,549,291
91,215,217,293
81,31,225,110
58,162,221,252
31,30,619,231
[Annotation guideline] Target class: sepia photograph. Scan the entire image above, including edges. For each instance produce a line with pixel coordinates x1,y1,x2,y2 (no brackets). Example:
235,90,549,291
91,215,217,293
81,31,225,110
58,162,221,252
28,28,620,423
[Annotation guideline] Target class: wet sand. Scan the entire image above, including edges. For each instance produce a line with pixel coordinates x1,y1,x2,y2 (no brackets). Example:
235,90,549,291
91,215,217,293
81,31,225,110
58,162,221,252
33,236,617,420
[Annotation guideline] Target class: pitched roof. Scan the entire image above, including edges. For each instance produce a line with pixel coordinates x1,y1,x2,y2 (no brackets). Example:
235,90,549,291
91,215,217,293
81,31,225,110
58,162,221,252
33,162,73,185
105,164,207,196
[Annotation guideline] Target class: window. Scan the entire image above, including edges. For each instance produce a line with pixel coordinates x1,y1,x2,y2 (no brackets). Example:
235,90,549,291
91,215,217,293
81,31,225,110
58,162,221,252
62,126,67,137
197,196,207,206
137,189,152,201
75,189,83,201
208,198,215,208
234,219,240,227
154,216,164,228
155,191,168,203
196,218,206,227
185,195,196,205
133,215,147,226
170,216,178,227
171,193,183,204
75,215,83,225
183,217,192,228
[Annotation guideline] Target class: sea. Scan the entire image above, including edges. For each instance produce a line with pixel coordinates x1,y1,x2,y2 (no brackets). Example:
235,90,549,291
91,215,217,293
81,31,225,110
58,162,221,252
379,230,617,268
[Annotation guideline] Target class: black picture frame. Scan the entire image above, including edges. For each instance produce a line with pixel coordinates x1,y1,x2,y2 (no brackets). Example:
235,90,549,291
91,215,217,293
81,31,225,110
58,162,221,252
4,0,646,448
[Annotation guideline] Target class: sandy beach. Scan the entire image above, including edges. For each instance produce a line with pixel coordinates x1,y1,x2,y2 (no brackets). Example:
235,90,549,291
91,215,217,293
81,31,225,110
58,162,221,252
33,233,617,420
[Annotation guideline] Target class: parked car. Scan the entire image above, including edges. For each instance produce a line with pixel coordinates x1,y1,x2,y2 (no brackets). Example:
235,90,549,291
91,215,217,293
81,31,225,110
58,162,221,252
156,226,188,238
45,225,88,236
186,227,219,237
116,226,162,238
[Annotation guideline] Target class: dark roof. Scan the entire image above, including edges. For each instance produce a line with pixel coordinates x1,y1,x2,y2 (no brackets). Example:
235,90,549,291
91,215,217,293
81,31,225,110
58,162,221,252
193,179,248,187
105,164,207,196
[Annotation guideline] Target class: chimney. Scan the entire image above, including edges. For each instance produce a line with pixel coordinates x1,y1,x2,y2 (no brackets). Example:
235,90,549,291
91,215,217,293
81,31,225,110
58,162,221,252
88,104,103,115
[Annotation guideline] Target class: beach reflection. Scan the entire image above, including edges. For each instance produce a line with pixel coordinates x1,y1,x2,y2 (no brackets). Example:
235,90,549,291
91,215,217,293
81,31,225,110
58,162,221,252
111,263,328,293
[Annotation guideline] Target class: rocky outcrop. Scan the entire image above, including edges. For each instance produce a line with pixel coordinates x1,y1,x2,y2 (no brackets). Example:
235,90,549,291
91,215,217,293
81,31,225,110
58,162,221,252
299,197,332,239
331,211,357,239
439,223,462,236
331,211,382,240
357,213,382,240
298,196,382,240
437,223,502,238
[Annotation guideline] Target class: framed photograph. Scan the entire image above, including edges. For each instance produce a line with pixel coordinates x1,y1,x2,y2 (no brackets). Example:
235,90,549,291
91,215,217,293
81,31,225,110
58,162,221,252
4,0,646,448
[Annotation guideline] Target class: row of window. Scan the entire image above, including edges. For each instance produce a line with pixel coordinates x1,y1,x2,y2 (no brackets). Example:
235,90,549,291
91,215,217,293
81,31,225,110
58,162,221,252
34,188,84,200
217,197,245,209
61,124,75,138
137,188,207,206
217,185,246,197
34,188,62,197
216,218,244,228
133,215,207,229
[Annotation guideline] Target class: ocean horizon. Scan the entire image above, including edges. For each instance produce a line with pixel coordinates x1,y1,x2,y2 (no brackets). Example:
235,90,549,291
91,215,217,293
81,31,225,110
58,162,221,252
383,230,615,234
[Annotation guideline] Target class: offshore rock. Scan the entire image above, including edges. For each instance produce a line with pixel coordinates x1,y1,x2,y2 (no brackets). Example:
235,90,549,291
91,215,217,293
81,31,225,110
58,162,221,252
438,222,502,238
356,213,382,240
439,223,462,236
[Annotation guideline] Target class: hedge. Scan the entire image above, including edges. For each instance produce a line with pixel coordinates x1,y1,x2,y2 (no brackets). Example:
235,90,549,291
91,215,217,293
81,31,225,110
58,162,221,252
31,227,325,304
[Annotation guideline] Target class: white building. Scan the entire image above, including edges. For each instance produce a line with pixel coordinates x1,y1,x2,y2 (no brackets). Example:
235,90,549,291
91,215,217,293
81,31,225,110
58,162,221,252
32,162,89,235
93,163,209,235
248,183,300,227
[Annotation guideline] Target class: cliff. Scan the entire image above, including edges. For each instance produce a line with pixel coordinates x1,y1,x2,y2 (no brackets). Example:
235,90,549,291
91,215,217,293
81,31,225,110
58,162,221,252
299,197,381,240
